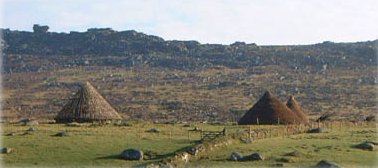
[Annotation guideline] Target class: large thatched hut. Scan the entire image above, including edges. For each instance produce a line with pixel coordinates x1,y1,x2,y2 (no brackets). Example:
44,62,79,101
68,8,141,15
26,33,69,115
55,82,122,123
238,91,307,125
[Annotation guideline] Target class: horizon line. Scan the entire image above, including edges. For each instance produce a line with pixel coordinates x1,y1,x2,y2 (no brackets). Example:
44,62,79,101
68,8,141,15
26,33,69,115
2,25,377,46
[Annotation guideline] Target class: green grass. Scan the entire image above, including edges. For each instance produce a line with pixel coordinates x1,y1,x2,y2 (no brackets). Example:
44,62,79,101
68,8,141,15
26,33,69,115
2,123,200,167
2,123,377,167
188,126,378,168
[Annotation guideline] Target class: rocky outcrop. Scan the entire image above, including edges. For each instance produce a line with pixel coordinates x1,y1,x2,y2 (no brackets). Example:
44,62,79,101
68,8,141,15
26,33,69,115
354,142,375,151
242,153,264,161
229,152,264,161
315,160,341,168
229,152,243,161
120,149,144,160
33,24,49,34
2,25,376,73
1,147,12,154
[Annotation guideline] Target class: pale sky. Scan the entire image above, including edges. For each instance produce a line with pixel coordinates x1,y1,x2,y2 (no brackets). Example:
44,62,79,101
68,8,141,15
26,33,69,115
1,0,378,45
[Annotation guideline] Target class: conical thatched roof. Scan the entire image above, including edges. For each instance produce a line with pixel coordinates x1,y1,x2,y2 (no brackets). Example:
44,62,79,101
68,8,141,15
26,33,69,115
238,91,303,125
286,96,308,123
55,82,122,123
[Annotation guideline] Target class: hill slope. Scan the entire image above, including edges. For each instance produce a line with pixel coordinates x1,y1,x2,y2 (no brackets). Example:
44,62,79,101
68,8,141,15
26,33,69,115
1,25,377,122
2,25,377,73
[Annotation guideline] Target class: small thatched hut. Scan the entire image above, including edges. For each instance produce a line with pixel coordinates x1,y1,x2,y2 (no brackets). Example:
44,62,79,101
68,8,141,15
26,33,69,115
55,82,122,123
286,96,308,123
238,91,306,125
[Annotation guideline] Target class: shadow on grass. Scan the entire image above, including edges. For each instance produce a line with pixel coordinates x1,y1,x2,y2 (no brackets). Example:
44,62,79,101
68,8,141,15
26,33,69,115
94,150,176,161
96,154,157,168
96,154,120,160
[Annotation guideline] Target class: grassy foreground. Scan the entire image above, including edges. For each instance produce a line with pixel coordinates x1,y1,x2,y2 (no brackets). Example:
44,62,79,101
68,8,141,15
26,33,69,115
188,124,378,167
1,123,195,167
1,122,377,167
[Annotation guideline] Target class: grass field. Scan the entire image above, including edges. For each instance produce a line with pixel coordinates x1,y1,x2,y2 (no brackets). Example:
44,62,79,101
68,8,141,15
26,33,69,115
188,125,378,167
1,122,377,167
1,122,201,167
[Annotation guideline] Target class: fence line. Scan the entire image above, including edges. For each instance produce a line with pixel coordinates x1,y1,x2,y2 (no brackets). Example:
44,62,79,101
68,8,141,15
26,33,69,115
231,121,376,142
200,128,226,141
135,121,375,142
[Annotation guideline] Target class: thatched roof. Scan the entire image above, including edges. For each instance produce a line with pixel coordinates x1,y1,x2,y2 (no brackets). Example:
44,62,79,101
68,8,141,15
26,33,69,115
286,96,308,123
55,82,122,123
238,91,304,125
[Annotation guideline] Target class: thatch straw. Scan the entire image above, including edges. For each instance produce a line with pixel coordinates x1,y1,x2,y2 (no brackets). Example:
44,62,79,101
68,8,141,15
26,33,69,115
55,82,122,123
238,91,305,125
286,96,309,123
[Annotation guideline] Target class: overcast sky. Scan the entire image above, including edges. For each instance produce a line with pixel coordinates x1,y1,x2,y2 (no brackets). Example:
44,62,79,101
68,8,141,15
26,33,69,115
1,0,377,45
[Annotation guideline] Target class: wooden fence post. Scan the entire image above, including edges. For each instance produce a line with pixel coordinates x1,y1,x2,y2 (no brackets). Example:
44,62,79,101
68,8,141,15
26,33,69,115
269,129,272,138
286,126,289,136
257,117,259,125
297,124,300,133
248,127,252,141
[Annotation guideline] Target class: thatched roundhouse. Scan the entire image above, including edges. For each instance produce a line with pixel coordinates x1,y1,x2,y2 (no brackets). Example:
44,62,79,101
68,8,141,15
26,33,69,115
55,82,122,123
238,91,307,125
286,96,309,123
